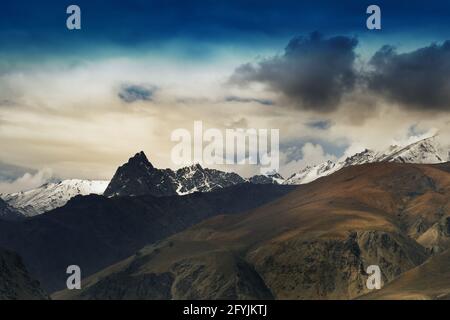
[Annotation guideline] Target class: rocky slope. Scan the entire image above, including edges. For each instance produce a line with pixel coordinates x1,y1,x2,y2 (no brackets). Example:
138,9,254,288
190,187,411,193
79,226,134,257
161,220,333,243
55,162,450,300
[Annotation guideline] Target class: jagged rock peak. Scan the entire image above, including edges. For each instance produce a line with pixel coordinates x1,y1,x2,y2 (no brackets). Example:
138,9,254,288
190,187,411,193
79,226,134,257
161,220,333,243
126,151,153,168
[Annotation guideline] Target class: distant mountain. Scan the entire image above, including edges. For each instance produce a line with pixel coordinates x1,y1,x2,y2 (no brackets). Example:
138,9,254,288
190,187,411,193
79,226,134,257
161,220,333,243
0,247,48,300
0,183,295,292
1,179,109,217
249,172,284,184
0,199,24,221
104,152,246,197
55,162,450,300
284,160,336,185
285,135,448,185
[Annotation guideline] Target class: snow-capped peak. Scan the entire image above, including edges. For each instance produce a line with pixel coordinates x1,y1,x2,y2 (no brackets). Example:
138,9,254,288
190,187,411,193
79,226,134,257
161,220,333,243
381,135,446,163
284,135,448,185
0,179,109,217
104,151,246,198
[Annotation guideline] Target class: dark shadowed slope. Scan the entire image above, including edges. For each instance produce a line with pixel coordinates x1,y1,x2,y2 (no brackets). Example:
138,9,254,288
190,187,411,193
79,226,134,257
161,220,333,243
0,248,48,300
0,183,295,293
55,162,450,300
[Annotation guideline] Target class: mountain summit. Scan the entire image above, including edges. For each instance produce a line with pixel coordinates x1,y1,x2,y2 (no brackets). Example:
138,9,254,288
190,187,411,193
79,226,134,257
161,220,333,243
104,151,176,197
104,152,246,197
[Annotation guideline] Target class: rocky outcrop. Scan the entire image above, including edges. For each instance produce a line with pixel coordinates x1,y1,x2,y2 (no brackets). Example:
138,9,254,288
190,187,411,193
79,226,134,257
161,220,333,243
248,230,427,299
417,216,450,253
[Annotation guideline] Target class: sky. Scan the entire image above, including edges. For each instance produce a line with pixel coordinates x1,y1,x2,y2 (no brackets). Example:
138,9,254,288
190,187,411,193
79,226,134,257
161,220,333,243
1,0,450,192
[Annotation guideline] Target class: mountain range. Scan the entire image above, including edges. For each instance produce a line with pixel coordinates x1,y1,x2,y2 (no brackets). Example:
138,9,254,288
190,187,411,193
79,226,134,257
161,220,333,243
284,135,448,184
54,161,450,300
1,135,447,216
0,134,449,300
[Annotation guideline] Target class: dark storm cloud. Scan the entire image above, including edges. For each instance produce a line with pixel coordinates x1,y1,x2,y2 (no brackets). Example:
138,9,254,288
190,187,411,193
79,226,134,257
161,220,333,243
229,32,358,111
118,84,156,103
368,42,450,111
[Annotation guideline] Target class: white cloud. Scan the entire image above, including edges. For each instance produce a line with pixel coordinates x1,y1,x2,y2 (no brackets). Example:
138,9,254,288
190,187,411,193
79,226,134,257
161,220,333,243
0,168,52,193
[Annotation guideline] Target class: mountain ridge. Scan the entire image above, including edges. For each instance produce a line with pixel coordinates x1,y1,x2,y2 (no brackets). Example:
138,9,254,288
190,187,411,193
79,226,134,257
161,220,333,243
284,135,448,184
2,135,448,215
